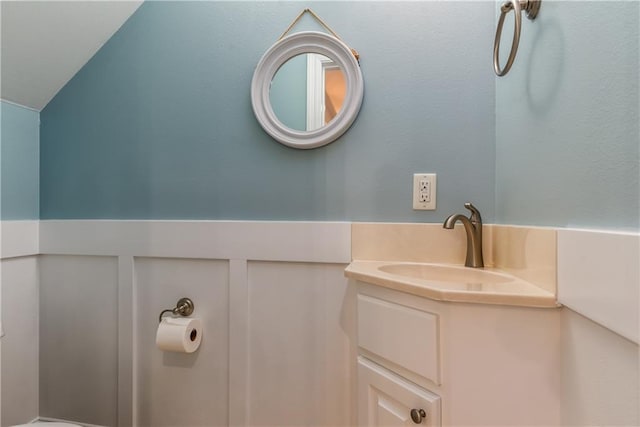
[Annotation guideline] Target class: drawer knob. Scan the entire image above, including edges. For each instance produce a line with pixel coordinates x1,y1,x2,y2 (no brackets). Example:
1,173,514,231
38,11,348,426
410,408,426,424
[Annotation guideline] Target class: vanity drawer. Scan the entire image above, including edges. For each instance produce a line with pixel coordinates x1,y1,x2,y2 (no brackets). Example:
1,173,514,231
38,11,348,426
358,357,441,427
358,294,440,383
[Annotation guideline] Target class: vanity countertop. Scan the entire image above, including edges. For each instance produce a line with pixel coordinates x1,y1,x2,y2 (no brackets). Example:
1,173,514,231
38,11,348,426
345,260,560,308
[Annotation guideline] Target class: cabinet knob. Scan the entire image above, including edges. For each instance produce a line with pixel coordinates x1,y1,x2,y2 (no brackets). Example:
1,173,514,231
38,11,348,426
410,408,426,424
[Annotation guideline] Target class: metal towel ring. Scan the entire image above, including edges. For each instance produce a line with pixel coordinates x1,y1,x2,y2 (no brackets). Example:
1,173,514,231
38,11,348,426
493,0,541,76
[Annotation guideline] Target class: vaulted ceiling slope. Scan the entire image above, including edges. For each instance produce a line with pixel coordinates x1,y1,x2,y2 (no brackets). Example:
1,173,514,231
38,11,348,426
1,0,143,111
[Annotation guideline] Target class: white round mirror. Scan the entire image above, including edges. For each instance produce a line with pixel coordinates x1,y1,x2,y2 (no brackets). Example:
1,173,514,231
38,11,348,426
251,31,364,149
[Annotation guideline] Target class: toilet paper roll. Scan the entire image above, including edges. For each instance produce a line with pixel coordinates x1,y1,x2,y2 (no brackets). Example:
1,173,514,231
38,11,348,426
156,317,203,353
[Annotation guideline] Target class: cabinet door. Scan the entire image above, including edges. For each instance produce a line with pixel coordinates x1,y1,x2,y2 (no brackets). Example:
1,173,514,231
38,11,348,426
358,357,441,427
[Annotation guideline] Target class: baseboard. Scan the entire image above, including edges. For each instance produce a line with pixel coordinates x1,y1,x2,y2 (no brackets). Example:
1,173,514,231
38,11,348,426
36,416,107,427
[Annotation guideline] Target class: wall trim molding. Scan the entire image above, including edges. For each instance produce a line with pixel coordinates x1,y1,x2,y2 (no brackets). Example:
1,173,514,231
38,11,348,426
0,220,39,259
39,220,352,263
558,228,640,344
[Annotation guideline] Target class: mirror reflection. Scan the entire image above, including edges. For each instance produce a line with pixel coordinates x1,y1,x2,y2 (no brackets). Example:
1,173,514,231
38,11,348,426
270,53,346,132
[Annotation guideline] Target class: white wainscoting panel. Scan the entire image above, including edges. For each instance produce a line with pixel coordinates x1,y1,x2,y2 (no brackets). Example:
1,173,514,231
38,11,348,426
134,257,229,427
39,255,119,427
1,220,40,426
21,220,352,427
245,261,356,426
558,229,639,343
1,256,39,426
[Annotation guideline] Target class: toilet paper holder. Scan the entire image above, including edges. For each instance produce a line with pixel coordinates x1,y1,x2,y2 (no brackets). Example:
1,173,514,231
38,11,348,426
158,297,195,323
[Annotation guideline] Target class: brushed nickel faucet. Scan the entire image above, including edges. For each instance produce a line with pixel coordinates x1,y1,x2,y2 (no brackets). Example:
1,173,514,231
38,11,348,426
443,202,484,268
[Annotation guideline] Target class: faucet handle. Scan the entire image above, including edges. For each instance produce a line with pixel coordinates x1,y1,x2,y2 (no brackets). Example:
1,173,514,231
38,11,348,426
464,202,482,224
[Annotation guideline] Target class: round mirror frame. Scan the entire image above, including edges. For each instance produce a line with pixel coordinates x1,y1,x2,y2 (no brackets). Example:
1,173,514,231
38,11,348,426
251,31,364,149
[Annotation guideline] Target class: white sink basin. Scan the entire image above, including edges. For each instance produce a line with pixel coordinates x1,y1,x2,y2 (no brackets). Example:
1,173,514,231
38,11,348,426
377,263,513,285
344,260,558,308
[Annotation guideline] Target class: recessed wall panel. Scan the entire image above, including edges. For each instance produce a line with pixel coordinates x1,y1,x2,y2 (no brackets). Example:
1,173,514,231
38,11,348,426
39,255,118,426
1,256,39,426
134,257,229,427
561,308,639,426
246,261,356,426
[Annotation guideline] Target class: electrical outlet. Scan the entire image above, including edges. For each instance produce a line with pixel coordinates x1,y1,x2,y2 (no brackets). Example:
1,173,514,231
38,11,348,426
413,173,436,210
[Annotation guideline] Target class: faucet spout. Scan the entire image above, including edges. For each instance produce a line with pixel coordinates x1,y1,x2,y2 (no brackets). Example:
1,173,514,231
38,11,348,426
443,213,468,230
443,203,484,268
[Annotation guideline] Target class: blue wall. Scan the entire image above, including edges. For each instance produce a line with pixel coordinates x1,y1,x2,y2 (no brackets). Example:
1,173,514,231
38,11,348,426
40,1,637,228
1,101,39,220
40,1,496,221
495,1,639,230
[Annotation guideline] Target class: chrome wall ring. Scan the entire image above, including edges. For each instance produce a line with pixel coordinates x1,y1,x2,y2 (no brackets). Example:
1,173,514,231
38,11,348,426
493,0,541,76
158,297,195,323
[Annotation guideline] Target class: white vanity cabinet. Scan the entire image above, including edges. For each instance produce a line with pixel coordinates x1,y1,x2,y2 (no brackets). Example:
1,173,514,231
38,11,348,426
355,281,562,427
357,291,442,426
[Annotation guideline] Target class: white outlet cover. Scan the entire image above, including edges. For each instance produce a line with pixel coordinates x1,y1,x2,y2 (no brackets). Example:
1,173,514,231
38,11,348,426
413,173,436,210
